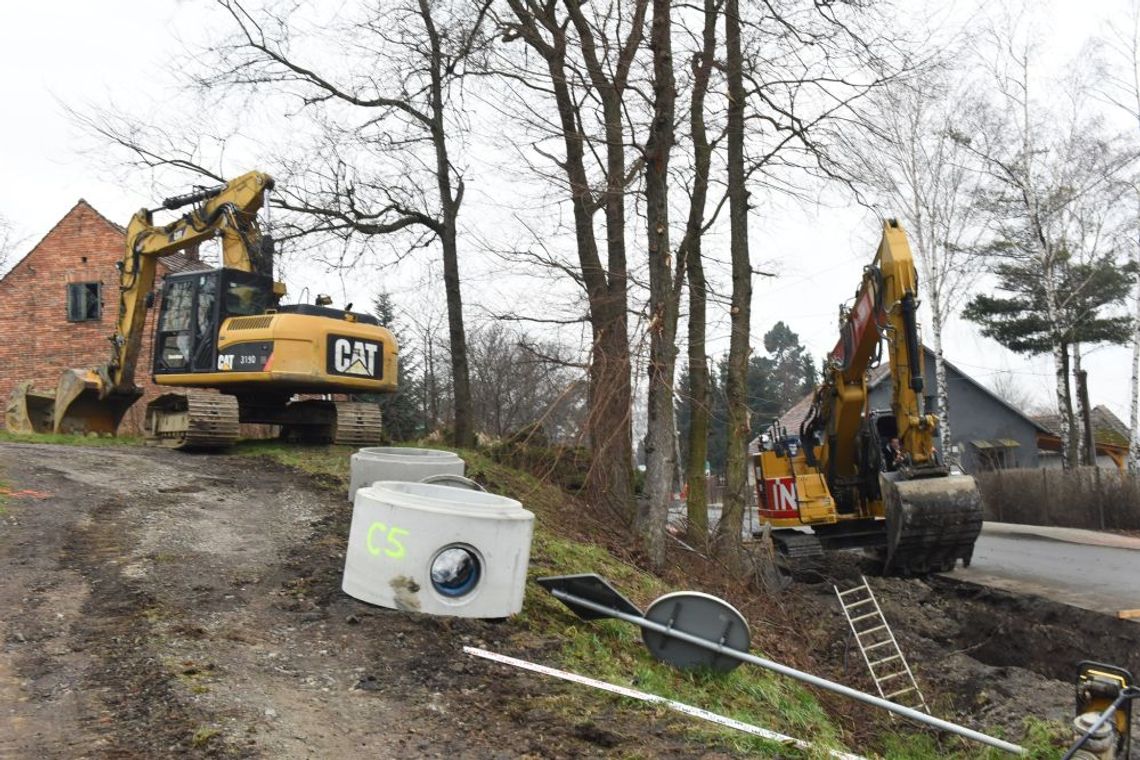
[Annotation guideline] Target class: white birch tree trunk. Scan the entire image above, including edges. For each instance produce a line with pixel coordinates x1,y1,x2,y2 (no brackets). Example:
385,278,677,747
1044,263,1072,468
1052,341,1071,469
931,304,952,456
1072,344,1088,466
1130,240,1140,475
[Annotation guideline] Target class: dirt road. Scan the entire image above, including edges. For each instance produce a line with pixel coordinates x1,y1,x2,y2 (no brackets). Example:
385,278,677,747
0,443,702,759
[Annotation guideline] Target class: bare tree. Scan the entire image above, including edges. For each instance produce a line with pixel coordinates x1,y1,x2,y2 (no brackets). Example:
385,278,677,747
679,0,722,548
636,0,680,567
0,213,17,275
713,0,752,572
498,1,648,522
961,16,1139,468
75,0,490,448
837,65,987,453
986,370,1039,414
467,322,586,441
1097,1,1140,475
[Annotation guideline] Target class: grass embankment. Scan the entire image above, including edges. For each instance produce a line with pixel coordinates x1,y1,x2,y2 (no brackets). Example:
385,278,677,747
0,433,1067,757
233,441,847,757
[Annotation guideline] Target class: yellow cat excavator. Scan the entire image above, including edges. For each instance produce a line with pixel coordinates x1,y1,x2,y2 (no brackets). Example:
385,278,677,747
752,220,983,574
5,171,398,448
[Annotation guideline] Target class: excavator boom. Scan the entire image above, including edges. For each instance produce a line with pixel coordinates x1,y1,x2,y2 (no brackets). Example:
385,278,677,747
754,220,982,574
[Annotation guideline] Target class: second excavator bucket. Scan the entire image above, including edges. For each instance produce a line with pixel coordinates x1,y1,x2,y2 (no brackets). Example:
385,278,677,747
881,472,984,575
4,381,56,434
4,369,141,437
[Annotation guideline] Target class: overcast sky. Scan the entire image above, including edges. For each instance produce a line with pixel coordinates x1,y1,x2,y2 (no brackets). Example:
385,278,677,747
0,0,1134,426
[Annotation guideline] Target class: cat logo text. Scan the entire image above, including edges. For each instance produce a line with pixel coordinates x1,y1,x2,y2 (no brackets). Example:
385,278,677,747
327,336,382,379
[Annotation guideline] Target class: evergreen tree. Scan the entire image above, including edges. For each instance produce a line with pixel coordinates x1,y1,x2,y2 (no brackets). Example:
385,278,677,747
748,322,817,435
369,292,426,442
678,322,815,475
964,253,1136,355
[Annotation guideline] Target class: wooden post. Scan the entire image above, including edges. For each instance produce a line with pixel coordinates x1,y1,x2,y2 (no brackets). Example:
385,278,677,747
1095,466,1105,530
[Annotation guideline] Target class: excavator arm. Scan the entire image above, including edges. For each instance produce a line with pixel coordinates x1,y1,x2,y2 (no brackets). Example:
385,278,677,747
111,170,276,392
804,220,941,479
790,219,981,574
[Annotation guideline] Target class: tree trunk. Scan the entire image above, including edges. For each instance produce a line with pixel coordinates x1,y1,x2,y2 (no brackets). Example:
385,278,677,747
930,305,952,457
503,1,642,521
1075,365,1095,467
682,0,717,549
421,0,474,449
1053,339,1073,469
1073,345,1091,466
713,0,751,572
637,0,678,568
1131,234,1140,475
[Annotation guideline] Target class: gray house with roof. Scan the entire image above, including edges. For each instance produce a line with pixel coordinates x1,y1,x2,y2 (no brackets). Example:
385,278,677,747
772,347,1051,474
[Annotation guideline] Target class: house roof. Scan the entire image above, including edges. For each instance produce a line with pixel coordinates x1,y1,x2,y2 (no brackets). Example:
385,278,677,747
0,199,208,283
1,200,122,279
867,349,1053,435
774,345,1052,436
1033,405,1130,447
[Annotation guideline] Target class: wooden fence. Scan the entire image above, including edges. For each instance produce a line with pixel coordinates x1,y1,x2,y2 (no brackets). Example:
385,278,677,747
974,467,1140,531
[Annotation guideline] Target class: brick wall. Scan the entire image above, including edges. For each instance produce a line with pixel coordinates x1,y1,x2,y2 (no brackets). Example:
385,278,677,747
0,201,171,434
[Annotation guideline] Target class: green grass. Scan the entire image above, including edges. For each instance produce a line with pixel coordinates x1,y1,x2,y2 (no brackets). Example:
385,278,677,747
189,726,220,748
878,717,1068,759
0,430,141,447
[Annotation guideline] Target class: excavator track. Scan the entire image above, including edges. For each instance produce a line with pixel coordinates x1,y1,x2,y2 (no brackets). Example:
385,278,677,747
277,400,383,445
146,391,240,450
882,473,983,575
331,402,384,446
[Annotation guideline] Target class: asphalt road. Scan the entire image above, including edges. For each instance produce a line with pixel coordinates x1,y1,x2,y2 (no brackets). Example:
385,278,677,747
951,523,1140,616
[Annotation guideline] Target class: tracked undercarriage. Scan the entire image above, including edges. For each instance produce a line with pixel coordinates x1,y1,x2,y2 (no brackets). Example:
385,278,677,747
144,391,384,450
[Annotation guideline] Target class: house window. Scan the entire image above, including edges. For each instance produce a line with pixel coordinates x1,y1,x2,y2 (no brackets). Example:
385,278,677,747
971,439,1020,471
67,282,102,322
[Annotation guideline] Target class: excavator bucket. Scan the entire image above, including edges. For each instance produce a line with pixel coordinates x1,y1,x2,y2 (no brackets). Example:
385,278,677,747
881,473,984,575
4,369,141,437
4,381,55,434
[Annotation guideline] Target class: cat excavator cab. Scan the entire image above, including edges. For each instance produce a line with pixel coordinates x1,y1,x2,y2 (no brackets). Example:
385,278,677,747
752,220,983,574
5,171,398,448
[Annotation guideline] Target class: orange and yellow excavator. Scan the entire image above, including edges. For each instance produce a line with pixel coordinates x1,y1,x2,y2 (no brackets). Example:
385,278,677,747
752,220,982,574
5,171,398,448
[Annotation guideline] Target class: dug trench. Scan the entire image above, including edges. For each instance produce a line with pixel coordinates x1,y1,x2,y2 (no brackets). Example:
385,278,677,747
1,440,1137,758
785,553,1140,752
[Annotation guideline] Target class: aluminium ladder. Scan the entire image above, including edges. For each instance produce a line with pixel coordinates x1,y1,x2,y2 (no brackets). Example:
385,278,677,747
834,576,928,713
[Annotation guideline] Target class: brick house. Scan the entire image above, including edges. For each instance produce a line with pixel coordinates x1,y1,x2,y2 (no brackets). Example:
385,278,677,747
0,200,204,434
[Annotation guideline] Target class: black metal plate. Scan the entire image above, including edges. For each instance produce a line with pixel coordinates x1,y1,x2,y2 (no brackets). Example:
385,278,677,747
536,574,643,620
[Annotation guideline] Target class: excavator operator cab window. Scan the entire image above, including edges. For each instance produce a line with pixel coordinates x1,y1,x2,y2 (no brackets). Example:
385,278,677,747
155,278,195,372
873,413,901,472
224,278,269,317
154,269,274,376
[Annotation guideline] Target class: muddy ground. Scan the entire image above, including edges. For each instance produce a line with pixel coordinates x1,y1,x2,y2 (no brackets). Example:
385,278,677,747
1,442,1137,758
